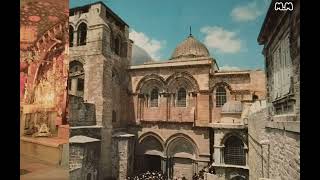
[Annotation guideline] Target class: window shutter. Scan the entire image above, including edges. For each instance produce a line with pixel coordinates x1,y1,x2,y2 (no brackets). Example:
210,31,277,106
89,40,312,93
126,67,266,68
276,48,281,99
283,34,291,95
280,41,285,96
273,52,277,100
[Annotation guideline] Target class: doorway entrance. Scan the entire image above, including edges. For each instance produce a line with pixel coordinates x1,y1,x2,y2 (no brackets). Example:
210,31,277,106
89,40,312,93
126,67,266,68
144,155,162,172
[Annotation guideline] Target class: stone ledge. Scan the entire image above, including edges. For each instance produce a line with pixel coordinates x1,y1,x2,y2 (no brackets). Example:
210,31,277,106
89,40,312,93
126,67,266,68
21,136,68,148
272,114,297,121
70,125,103,129
112,132,135,138
266,120,300,133
129,58,212,69
210,123,247,129
212,163,249,170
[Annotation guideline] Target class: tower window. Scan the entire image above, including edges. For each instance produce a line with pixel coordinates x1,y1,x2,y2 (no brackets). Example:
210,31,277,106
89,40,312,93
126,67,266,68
68,80,71,90
77,79,84,91
112,110,116,122
86,173,91,180
114,36,121,55
69,26,74,47
252,94,258,101
77,23,87,46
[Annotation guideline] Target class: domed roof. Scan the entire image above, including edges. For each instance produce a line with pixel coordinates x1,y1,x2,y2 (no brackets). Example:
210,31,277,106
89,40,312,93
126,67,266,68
170,35,210,60
221,101,243,114
131,44,152,65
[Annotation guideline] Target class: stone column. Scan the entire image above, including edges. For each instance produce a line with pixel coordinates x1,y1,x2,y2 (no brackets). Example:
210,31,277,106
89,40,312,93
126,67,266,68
161,157,167,175
167,156,172,179
213,130,225,165
133,95,139,124
214,145,222,164
245,147,248,166
112,133,135,180
193,160,198,175
194,93,198,122
73,31,77,46
137,95,145,121
71,78,78,95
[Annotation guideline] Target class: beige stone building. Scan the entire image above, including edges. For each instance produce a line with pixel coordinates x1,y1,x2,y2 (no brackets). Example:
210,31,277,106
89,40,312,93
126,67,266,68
68,2,267,180
247,0,300,179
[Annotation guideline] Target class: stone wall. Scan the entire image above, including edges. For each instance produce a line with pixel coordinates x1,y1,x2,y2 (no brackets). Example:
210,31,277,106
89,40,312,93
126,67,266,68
70,127,102,139
69,142,100,180
70,168,81,180
248,105,268,180
266,126,300,179
248,102,300,180
68,95,96,126
111,134,135,179
69,144,84,172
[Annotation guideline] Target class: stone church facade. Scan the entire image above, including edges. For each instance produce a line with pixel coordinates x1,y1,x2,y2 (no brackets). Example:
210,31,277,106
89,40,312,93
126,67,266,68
68,2,267,180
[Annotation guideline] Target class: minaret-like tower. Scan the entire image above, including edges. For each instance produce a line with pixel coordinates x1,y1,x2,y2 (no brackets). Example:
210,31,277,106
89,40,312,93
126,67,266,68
69,2,132,179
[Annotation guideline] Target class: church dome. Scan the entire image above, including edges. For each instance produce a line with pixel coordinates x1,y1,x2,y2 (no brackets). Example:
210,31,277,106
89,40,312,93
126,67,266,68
221,101,243,114
131,44,152,65
170,35,210,60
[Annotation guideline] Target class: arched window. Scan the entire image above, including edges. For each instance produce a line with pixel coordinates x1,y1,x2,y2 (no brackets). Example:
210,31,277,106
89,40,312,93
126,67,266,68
224,136,246,166
77,78,84,91
216,87,227,107
86,173,91,180
112,110,116,122
252,94,258,101
68,79,71,90
69,61,84,96
69,26,74,47
69,61,84,74
150,88,159,107
77,23,87,46
177,88,187,107
114,36,121,55
111,69,119,84
231,176,246,180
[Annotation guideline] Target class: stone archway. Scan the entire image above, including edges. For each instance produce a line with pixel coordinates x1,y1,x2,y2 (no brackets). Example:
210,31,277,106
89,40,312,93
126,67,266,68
230,176,246,180
69,60,85,97
136,133,165,173
166,135,199,180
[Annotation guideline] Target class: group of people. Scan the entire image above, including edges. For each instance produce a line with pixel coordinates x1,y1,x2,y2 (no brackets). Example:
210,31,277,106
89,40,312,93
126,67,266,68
127,170,167,180
192,164,215,180
127,164,215,180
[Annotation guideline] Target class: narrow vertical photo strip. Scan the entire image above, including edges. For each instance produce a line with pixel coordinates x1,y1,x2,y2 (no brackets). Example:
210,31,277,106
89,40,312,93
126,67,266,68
20,0,69,179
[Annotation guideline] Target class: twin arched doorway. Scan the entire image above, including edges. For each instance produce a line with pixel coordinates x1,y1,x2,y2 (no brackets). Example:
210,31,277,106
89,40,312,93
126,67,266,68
135,133,199,180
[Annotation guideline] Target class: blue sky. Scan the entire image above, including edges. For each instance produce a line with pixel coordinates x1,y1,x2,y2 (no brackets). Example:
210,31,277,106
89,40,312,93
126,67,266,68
70,0,271,70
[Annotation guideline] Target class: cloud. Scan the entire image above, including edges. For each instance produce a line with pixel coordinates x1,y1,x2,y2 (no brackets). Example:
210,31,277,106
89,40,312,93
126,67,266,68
231,2,263,22
200,26,242,54
219,65,242,71
129,29,165,60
